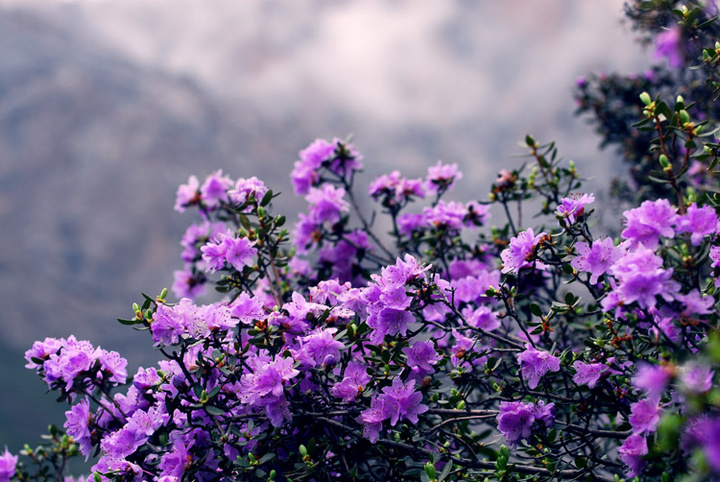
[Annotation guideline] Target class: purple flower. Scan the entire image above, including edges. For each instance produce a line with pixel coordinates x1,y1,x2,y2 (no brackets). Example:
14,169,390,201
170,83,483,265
180,220,226,263
675,203,718,245
309,279,351,305
517,345,560,389
39,336,98,391
533,400,555,427
379,254,430,287
291,162,320,196
379,285,411,310
495,169,516,189
369,170,425,206
100,426,146,459
397,213,426,237
556,193,594,227
360,396,387,443
306,184,350,224
293,212,321,252
200,234,257,273
423,200,466,231
403,340,440,373
621,199,678,249
649,308,680,343
496,401,536,445
332,362,370,402
229,176,268,206
609,244,679,309
462,305,501,331
381,378,429,425
200,232,231,272
632,363,672,401
367,307,414,344
571,237,622,284
282,292,328,333
680,363,714,394
466,201,491,226
326,138,363,177
98,350,128,385
426,161,463,195
199,169,233,210
230,292,265,325
301,138,335,167
224,237,257,271
501,228,546,275
450,329,478,368
677,289,714,317
654,26,683,69
294,328,344,368
25,337,62,369
572,361,608,389
0,447,17,482
174,175,200,213
629,399,660,434
92,456,142,479
361,378,428,437
618,434,648,477
317,230,373,284
126,403,168,439
171,267,205,300
240,357,300,407
451,276,483,303
681,415,712,454
704,418,720,472
711,245,720,269
199,303,237,333
133,367,161,390
151,303,188,345
158,438,193,478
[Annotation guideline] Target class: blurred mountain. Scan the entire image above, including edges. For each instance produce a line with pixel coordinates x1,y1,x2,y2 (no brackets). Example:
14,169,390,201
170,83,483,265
0,0,648,452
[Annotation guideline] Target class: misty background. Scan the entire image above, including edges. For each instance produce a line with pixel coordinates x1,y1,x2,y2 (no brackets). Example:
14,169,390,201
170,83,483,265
0,0,650,452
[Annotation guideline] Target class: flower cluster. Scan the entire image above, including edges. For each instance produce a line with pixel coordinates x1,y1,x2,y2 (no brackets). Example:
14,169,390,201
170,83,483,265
12,126,720,481
9,5,720,481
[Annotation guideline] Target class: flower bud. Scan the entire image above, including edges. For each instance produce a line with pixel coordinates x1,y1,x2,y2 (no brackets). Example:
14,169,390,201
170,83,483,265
640,91,652,106
679,109,690,124
424,462,437,480
659,154,671,169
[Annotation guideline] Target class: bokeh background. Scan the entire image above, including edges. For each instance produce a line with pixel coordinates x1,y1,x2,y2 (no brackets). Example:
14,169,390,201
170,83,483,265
0,0,651,453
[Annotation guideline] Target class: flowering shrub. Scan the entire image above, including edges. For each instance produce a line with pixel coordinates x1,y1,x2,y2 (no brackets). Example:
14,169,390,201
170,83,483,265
7,2,720,482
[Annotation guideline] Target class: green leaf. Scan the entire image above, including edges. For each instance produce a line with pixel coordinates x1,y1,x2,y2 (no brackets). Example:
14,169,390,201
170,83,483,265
261,189,274,207
239,214,252,231
564,292,577,305
647,175,671,184
117,318,140,326
193,383,203,399
204,405,225,417
258,452,276,465
207,385,222,399
529,303,542,317
424,462,437,480
697,15,719,29
438,460,452,481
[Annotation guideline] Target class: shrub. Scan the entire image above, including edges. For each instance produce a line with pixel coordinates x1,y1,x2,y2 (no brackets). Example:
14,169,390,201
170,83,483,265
8,2,720,481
